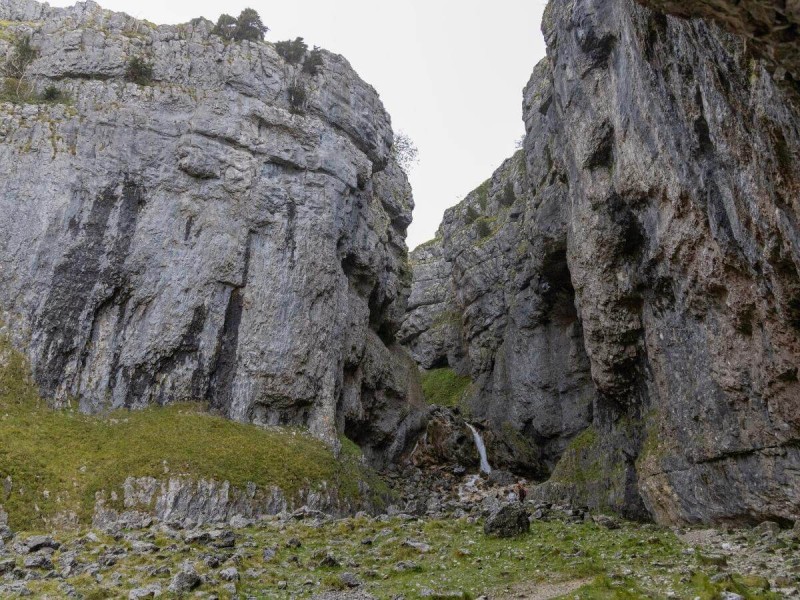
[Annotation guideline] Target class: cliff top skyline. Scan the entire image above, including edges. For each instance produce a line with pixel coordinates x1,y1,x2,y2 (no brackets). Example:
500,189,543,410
45,0,549,248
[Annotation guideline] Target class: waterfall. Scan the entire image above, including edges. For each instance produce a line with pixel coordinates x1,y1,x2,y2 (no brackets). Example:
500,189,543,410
466,423,492,474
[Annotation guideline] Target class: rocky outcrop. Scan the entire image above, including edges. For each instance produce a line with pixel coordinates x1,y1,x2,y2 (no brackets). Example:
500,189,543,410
92,475,380,531
404,0,800,525
635,0,800,83
0,0,425,463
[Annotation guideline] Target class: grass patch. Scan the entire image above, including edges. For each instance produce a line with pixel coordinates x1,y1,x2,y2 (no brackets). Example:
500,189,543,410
14,516,784,598
0,333,380,531
421,368,471,408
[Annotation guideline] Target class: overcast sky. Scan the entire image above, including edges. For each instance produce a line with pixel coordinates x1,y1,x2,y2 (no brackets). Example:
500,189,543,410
49,0,548,248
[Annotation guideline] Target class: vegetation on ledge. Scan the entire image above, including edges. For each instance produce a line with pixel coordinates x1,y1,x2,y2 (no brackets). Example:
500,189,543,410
421,367,471,408
0,333,380,531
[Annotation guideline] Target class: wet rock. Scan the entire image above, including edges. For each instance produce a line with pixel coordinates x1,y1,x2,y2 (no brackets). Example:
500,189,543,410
484,504,530,538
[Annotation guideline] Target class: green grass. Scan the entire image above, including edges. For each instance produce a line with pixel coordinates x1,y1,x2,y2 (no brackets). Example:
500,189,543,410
0,333,381,531
421,368,471,408
12,516,784,599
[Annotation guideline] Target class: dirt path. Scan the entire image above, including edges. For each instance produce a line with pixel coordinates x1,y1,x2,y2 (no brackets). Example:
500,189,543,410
495,577,592,599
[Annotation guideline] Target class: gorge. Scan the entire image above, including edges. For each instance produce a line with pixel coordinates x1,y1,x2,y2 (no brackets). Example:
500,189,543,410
0,1,798,595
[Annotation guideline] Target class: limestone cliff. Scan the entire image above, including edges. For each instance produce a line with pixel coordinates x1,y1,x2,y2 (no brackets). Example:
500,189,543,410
403,0,800,524
0,0,425,464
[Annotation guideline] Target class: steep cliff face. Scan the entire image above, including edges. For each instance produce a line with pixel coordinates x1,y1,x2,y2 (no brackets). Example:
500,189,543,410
404,0,800,524
635,0,800,83
0,0,425,464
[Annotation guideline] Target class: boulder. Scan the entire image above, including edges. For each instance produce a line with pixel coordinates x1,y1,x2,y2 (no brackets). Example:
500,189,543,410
483,504,530,538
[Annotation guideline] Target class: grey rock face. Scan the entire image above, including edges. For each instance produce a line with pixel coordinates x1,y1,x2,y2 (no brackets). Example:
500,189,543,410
0,0,425,461
404,0,800,525
635,0,800,82
92,475,379,530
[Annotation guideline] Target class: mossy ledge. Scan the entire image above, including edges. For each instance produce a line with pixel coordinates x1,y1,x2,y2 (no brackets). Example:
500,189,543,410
0,332,388,532
420,367,471,408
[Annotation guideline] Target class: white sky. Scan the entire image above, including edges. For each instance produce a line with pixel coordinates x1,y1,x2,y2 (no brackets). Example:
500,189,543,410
48,0,548,248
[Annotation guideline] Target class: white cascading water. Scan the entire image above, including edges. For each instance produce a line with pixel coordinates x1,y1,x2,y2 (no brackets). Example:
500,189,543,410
466,423,492,474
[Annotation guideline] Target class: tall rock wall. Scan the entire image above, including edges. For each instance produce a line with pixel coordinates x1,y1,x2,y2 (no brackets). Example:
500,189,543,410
0,0,425,464
403,0,800,524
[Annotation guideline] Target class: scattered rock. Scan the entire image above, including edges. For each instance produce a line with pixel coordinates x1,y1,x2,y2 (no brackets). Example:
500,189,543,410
23,553,53,570
130,541,158,554
263,546,277,562
219,567,239,582
319,553,340,567
13,536,60,554
592,514,621,530
168,563,202,594
128,584,161,599
753,521,781,537
339,572,361,588
487,470,517,487
393,561,421,573
0,558,15,575
484,504,530,538
403,539,433,553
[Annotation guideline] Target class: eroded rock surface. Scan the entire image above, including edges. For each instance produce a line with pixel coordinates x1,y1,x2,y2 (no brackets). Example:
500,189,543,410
0,0,425,462
403,0,800,524
635,0,800,83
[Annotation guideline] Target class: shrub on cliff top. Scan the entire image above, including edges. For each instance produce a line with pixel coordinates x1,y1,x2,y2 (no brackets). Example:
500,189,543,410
275,37,308,64
211,13,238,39
302,47,325,75
213,8,268,42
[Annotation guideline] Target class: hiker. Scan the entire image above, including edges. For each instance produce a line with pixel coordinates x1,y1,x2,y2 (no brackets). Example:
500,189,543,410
515,480,527,504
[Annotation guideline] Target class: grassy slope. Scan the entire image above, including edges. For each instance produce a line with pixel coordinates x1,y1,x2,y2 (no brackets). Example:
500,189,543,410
0,335,380,531
421,367,471,408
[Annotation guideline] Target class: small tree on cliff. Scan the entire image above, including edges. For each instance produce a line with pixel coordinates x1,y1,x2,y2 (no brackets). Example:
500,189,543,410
274,37,308,64
212,14,238,40
212,9,268,42
391,132,418,173
234,8,268,42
